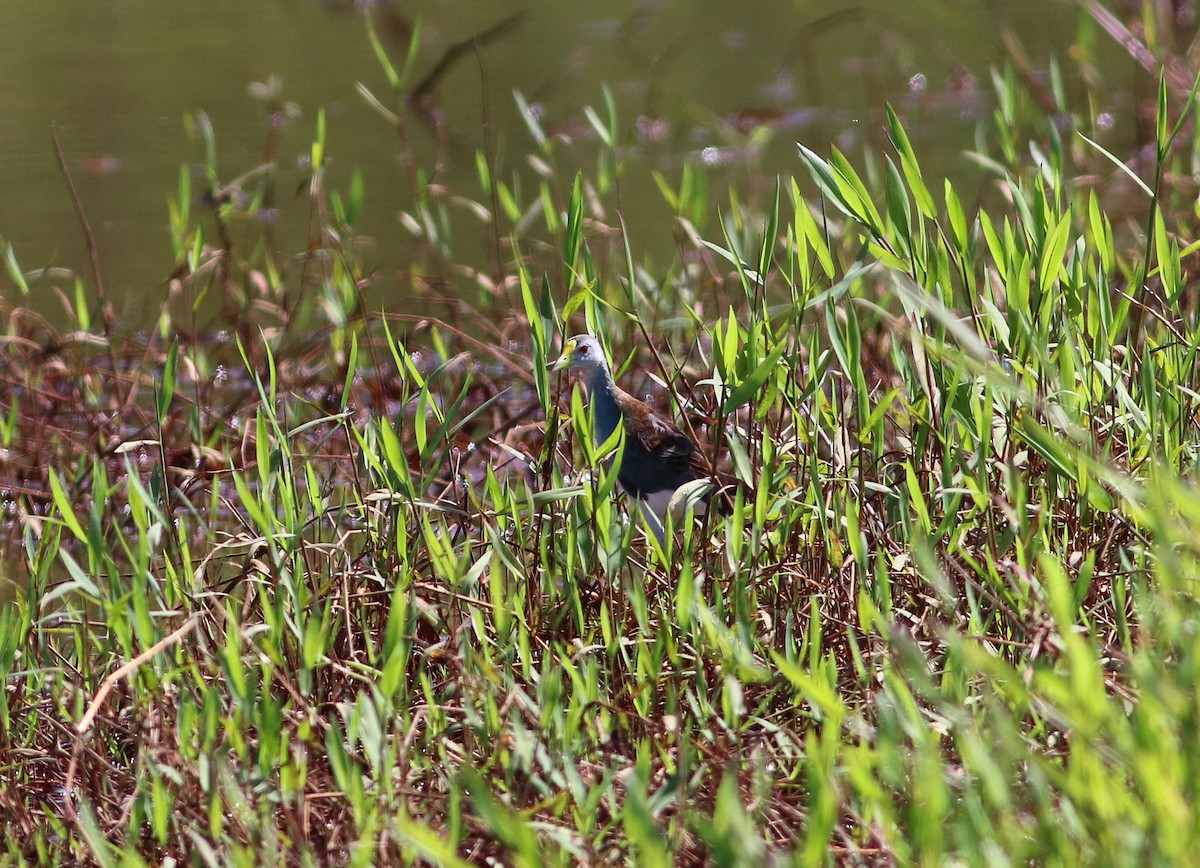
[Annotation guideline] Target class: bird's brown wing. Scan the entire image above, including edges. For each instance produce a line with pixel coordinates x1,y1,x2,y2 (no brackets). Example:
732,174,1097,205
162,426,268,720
615,388,742,512
615,389,696,479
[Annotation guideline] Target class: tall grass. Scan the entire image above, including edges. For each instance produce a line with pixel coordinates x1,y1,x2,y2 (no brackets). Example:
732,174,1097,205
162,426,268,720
3,18,1200,865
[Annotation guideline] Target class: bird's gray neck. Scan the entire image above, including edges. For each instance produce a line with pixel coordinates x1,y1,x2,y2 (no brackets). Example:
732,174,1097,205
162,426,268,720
583,365,621,448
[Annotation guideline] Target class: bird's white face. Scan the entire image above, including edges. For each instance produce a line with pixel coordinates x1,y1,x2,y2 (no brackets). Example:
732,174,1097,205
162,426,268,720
549,335,607,374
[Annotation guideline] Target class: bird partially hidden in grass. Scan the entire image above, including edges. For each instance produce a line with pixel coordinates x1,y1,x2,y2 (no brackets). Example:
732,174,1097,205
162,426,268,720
549,334,738,540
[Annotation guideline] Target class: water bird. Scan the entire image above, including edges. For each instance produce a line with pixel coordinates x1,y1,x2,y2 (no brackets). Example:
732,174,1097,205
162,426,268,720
549,334,737,539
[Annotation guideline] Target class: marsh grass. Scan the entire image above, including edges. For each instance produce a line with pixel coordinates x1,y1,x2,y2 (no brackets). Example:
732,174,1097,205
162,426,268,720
5,15,1200,865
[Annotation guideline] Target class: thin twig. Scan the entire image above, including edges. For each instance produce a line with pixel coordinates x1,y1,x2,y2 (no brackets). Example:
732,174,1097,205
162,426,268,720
76,614,201,734
63,613,201,833
51,128,111,326
51,127,125,404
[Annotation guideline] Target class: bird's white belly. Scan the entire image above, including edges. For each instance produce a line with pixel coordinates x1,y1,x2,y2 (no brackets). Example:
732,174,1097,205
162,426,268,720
636,486,709,539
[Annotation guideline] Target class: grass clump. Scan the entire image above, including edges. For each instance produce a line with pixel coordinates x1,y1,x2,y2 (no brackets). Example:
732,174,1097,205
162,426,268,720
4,23,1200,867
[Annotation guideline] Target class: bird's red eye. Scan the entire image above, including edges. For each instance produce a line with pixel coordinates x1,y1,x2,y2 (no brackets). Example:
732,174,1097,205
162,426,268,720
579,345,589,356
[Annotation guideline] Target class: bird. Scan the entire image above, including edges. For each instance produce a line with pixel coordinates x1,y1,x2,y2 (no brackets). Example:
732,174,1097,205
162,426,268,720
548,334,737,539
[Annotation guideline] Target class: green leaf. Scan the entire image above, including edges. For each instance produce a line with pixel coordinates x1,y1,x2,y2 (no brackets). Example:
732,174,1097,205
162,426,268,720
312,108,326,170
346,169,364,226
886,104,935,218
156,339,179,426
365,13,401,89
721,339,789,413
1078,133,1152,198
514,89,547,148
3,242,30,296
458,767,542,867
1037,211,1072,296
341,333,359,411
48,469,87,543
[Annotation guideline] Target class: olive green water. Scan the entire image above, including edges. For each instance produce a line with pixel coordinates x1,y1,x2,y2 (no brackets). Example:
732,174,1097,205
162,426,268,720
0,0,1138,324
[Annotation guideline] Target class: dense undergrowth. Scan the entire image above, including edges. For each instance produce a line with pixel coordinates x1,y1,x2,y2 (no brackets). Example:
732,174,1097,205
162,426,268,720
5,8,1200,865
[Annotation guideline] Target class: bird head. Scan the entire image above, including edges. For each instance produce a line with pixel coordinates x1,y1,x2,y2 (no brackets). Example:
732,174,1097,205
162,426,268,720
549,334,609,375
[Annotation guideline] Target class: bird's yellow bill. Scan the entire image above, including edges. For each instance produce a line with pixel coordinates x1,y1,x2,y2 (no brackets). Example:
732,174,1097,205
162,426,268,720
548,338,576,371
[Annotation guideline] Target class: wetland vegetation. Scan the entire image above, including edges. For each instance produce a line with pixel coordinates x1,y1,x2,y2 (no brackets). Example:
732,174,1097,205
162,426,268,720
4,1,1200,864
